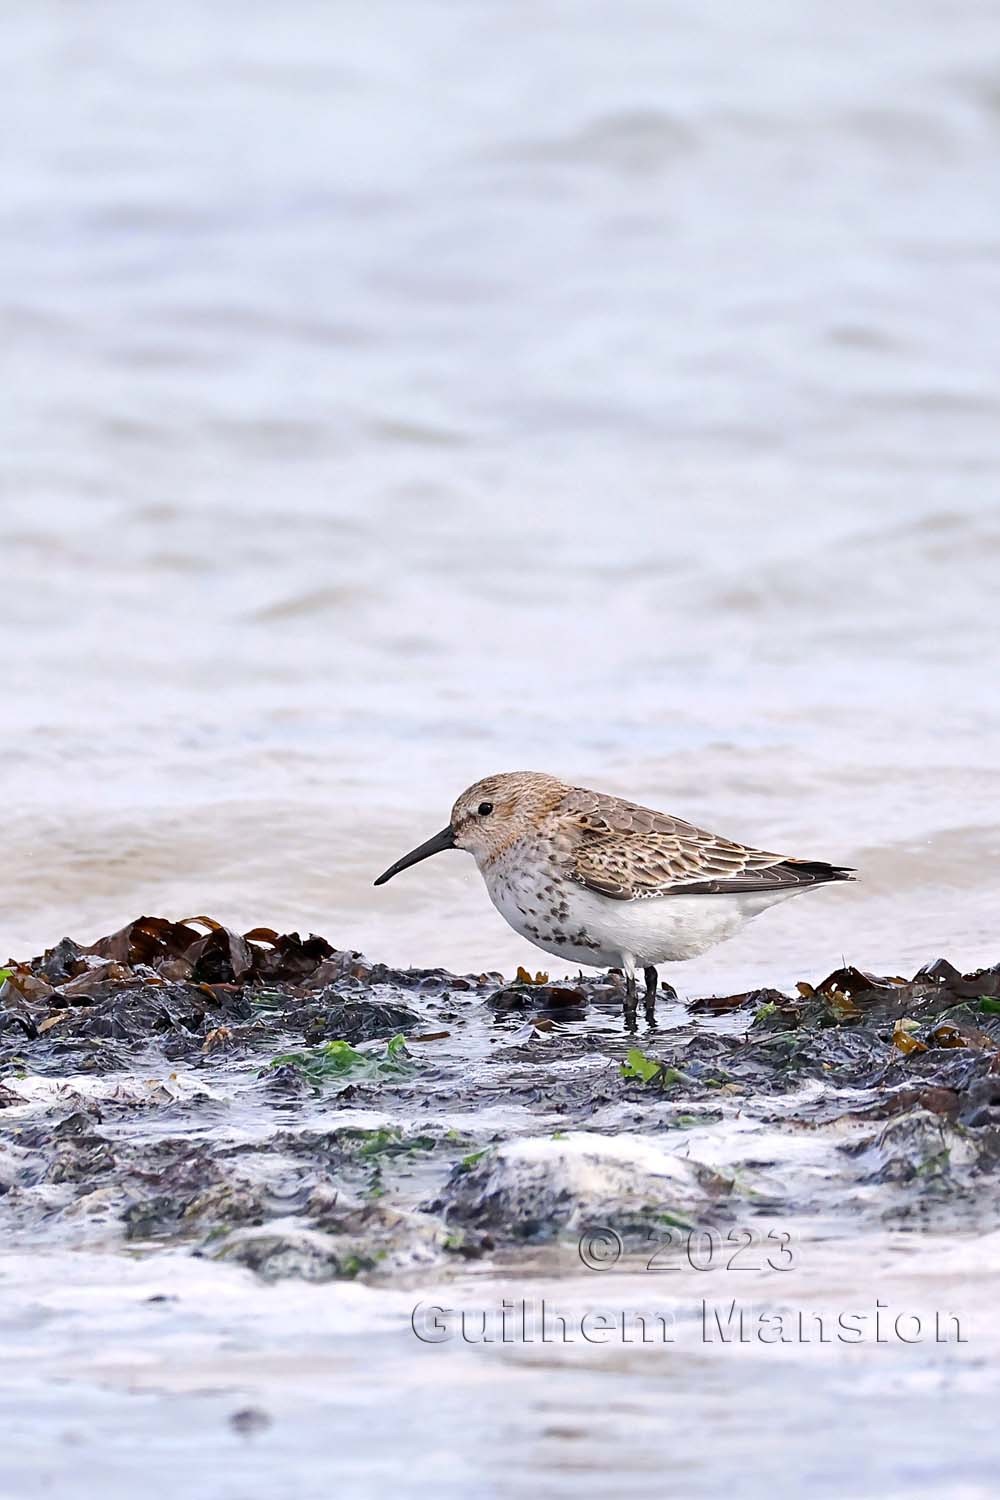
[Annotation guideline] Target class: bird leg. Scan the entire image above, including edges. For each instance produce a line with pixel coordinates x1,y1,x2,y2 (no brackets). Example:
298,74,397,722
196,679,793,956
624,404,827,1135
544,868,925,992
643,965,659,1026
623,961,639,1023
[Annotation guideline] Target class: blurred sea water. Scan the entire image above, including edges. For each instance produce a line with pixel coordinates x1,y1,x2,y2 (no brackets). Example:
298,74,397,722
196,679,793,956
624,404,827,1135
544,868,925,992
2,0,1000,985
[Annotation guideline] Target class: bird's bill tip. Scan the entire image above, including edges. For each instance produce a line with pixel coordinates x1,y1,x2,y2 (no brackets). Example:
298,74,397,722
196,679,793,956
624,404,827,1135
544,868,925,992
373,824,456,886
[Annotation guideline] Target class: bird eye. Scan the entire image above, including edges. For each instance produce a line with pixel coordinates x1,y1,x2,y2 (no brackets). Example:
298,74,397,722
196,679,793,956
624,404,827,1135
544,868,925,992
477,801,494,817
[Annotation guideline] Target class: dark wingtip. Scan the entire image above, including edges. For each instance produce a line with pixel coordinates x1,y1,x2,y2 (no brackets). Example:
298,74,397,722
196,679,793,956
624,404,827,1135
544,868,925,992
792,861,856,885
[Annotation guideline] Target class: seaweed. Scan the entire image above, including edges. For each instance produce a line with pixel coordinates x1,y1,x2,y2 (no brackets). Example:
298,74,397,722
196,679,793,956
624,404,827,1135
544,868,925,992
5,918,1000,1283
267,1035,417,1089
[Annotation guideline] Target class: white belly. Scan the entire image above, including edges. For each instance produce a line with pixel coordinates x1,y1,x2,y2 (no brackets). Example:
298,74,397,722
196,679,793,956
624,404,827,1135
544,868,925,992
484,861,802,968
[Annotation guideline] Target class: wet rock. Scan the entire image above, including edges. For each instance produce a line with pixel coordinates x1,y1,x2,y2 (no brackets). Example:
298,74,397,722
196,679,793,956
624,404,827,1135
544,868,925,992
435,1132,730,1240
182,1181,267,1231
229,1407,272,1437
958,1076,1000,1129
210,1224,366,1281
44,1136,118,1185
847,1108,982,1185
63,1185,123,1221
210,1203,448,1281
0,1138,34,1192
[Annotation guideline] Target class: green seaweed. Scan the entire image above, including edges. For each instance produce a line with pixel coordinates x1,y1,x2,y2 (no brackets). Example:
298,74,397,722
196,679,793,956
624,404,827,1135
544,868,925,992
268,1034,416,1088
459,1148,489,1171
339,1126,439,1160
621,1047,662,1083
621,1048,693,1087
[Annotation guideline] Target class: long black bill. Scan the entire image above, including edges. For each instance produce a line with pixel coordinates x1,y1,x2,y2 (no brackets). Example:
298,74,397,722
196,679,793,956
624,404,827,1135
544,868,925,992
373,825,456,886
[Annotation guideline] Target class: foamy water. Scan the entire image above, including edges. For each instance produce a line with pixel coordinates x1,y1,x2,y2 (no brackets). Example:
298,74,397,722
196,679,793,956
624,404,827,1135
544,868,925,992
3,0,1000,990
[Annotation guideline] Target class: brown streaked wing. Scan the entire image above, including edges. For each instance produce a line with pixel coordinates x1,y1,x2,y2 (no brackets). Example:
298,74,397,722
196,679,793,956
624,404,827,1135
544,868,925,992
557,786,813,901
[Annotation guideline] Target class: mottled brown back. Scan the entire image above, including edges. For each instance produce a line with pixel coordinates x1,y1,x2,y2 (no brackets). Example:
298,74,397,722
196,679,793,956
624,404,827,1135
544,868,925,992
555,786,853,901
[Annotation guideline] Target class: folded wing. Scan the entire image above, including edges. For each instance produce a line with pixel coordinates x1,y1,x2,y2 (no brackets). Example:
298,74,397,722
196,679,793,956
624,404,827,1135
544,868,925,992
557,787,853,901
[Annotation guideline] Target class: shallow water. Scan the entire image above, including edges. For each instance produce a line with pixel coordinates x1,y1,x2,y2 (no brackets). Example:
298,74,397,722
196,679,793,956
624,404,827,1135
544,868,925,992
2,978,999,1499
2,1234,997,1500
3,0,1000,989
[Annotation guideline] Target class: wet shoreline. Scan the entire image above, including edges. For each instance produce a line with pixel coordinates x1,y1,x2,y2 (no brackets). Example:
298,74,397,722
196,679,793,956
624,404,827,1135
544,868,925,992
3,916,1000,1279
4,916,1000,1496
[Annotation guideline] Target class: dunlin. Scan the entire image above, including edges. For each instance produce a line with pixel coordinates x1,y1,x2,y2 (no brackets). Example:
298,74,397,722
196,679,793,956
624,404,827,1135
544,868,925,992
374,772,854,1010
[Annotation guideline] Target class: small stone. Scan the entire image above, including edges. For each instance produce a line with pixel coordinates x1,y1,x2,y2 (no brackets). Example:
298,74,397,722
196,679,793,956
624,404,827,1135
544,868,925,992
229,1407,272,1436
